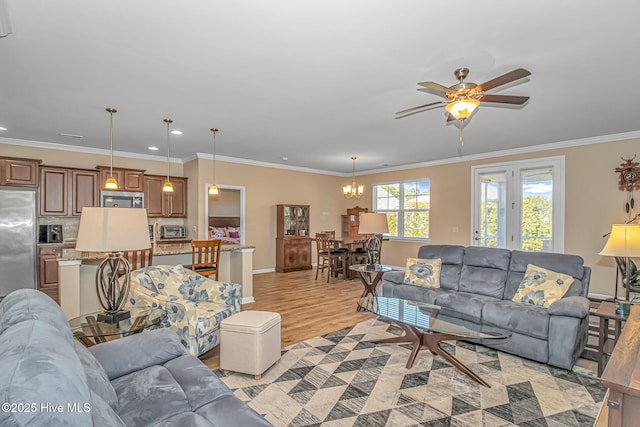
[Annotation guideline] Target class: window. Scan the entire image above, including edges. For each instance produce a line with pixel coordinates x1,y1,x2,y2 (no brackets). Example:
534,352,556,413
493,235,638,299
373,179,430,240
471,156,564,252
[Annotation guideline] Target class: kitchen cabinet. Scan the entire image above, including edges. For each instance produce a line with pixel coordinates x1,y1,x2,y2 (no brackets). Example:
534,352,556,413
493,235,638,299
144,175,188,218
38,245,65,303
0,157,40,186
97,167,145,192
276,204,311,272
40,166,99,216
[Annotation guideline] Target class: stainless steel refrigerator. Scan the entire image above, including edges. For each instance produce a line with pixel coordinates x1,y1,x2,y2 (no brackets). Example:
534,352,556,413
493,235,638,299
0,188,37,298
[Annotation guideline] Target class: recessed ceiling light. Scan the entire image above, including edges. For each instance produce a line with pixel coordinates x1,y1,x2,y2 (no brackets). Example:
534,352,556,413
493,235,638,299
0,126,7,131
148,146,159,151
282,156,289,161
59,132,83,138
171,130,183,135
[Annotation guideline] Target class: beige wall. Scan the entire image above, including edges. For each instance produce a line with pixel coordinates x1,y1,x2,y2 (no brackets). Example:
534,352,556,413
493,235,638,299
208,188,241,217
3,136,639,296
349,137,640,296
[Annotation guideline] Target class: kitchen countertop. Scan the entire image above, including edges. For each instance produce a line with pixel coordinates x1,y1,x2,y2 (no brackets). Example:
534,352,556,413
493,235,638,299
56,240,255,261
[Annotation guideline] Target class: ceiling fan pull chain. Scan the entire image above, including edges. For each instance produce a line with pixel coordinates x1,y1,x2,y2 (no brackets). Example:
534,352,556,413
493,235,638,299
459,119,465,147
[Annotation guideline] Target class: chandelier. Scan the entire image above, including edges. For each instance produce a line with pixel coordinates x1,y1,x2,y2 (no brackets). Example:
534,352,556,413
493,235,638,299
343,156,364,199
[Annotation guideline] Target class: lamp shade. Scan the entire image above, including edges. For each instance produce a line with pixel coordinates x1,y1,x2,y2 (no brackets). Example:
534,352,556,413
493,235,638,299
445,98,480,120
75,207,150,252
599,224,640,257
358,213,389,234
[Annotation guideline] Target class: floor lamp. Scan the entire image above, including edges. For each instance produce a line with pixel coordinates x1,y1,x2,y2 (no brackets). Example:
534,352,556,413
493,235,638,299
75,207,151,323
358,213,389,266
599,223,640,309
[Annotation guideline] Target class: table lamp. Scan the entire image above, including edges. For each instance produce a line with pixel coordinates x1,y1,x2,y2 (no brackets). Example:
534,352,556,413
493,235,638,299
75,207,150,323
358,213,389,266
599,223,640,306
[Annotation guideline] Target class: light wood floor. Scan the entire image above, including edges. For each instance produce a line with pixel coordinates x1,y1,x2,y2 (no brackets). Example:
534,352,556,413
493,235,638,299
199,268,375,370
199,268,597,375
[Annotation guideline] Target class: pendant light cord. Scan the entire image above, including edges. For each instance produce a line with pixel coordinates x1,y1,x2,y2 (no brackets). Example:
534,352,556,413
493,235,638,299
165,119,172,181
211,128,218,183
109,111,114,176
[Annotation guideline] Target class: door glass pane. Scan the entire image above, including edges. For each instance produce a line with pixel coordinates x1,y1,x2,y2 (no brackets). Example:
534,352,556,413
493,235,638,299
521,168,553,251
479,172,506,247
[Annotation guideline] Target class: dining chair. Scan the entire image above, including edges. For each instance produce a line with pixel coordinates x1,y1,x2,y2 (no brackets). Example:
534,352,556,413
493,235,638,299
184,239,222,280
315,233,347,282
122,243,154,271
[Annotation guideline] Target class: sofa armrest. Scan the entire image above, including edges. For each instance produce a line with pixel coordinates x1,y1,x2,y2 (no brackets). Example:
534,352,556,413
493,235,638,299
382,270,405,285
548,296,590,318
89,328,187,380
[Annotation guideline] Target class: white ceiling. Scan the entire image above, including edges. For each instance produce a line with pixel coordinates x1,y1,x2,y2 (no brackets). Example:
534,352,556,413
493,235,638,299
1,1,639,174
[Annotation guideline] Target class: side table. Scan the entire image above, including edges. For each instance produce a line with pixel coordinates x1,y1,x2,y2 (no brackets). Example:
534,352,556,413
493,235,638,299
69,307,166,347
596,301,628,377
349,264,393,310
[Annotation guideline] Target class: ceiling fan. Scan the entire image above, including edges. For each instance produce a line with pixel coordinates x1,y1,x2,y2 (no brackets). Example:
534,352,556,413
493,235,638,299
396,67,531,146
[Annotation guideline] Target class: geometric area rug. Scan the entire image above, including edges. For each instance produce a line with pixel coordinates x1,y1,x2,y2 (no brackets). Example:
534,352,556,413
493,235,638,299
219,318,606,427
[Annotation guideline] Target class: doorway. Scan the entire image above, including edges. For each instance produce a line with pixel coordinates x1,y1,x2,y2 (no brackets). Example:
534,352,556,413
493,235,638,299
204,184,245,244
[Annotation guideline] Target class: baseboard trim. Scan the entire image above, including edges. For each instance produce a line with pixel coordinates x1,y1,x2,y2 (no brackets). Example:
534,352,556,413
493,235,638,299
253,268,275,274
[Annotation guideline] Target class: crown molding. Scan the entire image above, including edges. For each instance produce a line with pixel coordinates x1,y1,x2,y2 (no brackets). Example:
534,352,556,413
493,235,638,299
358,130,640,176
194,152,337,176
3,130,639,177
0,137,183,163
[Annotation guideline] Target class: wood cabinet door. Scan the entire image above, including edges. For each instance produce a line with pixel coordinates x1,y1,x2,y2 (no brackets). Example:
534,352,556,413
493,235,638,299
71,170,99,216
38,247,60,302
1,159,39,186
281,238,312,271
164,177,187,217
124,170,144,191
39,167,69,216
144,175,164,217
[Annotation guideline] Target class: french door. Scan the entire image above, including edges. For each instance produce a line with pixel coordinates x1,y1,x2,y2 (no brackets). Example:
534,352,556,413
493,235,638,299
471,157,565,252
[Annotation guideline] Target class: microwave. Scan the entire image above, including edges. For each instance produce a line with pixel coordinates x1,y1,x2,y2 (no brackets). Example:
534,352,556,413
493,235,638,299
100,191,144,209
160,225,186,239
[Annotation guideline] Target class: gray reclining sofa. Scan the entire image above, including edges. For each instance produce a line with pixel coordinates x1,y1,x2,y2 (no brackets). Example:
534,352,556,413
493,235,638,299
0,289,272,427
380,245,591,370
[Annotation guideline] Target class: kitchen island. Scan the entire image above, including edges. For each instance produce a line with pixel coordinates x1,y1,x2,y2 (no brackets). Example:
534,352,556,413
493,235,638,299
57,241,256,319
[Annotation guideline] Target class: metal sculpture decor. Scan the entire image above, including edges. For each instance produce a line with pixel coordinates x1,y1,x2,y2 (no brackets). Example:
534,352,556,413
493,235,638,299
615,156,640,213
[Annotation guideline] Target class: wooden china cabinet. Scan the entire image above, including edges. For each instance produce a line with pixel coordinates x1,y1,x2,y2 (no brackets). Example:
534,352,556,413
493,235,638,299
341,206,368,240
275,204,312,272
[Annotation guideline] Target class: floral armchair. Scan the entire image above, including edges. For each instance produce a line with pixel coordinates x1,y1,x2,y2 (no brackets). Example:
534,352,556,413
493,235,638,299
125,264,241,356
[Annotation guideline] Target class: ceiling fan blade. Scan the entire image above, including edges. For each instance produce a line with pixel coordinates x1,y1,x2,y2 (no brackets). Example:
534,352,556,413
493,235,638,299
476,68,531,93
446,113,456,122
480,94,529,105
395,101,445,115
417,81,454,95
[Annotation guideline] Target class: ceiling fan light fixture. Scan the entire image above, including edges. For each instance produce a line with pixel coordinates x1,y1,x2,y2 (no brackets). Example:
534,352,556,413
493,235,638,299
445,98,480,120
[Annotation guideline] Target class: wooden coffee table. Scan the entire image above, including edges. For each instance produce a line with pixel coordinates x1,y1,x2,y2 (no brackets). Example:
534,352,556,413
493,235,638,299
358,296,511,387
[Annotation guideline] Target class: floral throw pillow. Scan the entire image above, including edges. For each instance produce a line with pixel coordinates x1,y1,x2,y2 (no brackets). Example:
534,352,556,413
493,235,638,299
403,258,442,288
512,264,574,308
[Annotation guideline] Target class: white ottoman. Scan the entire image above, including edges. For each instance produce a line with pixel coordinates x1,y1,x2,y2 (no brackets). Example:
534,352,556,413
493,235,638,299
220,311,281,380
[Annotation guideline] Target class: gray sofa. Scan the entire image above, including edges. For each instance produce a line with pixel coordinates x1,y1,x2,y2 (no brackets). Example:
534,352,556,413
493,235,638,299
0,289,272,427
380,245,592,370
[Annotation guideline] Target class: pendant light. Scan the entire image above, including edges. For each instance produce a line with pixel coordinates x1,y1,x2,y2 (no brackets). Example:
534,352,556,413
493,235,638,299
162,118,174,193
208,128,220,196
343,156,364,199
103,107,119,190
